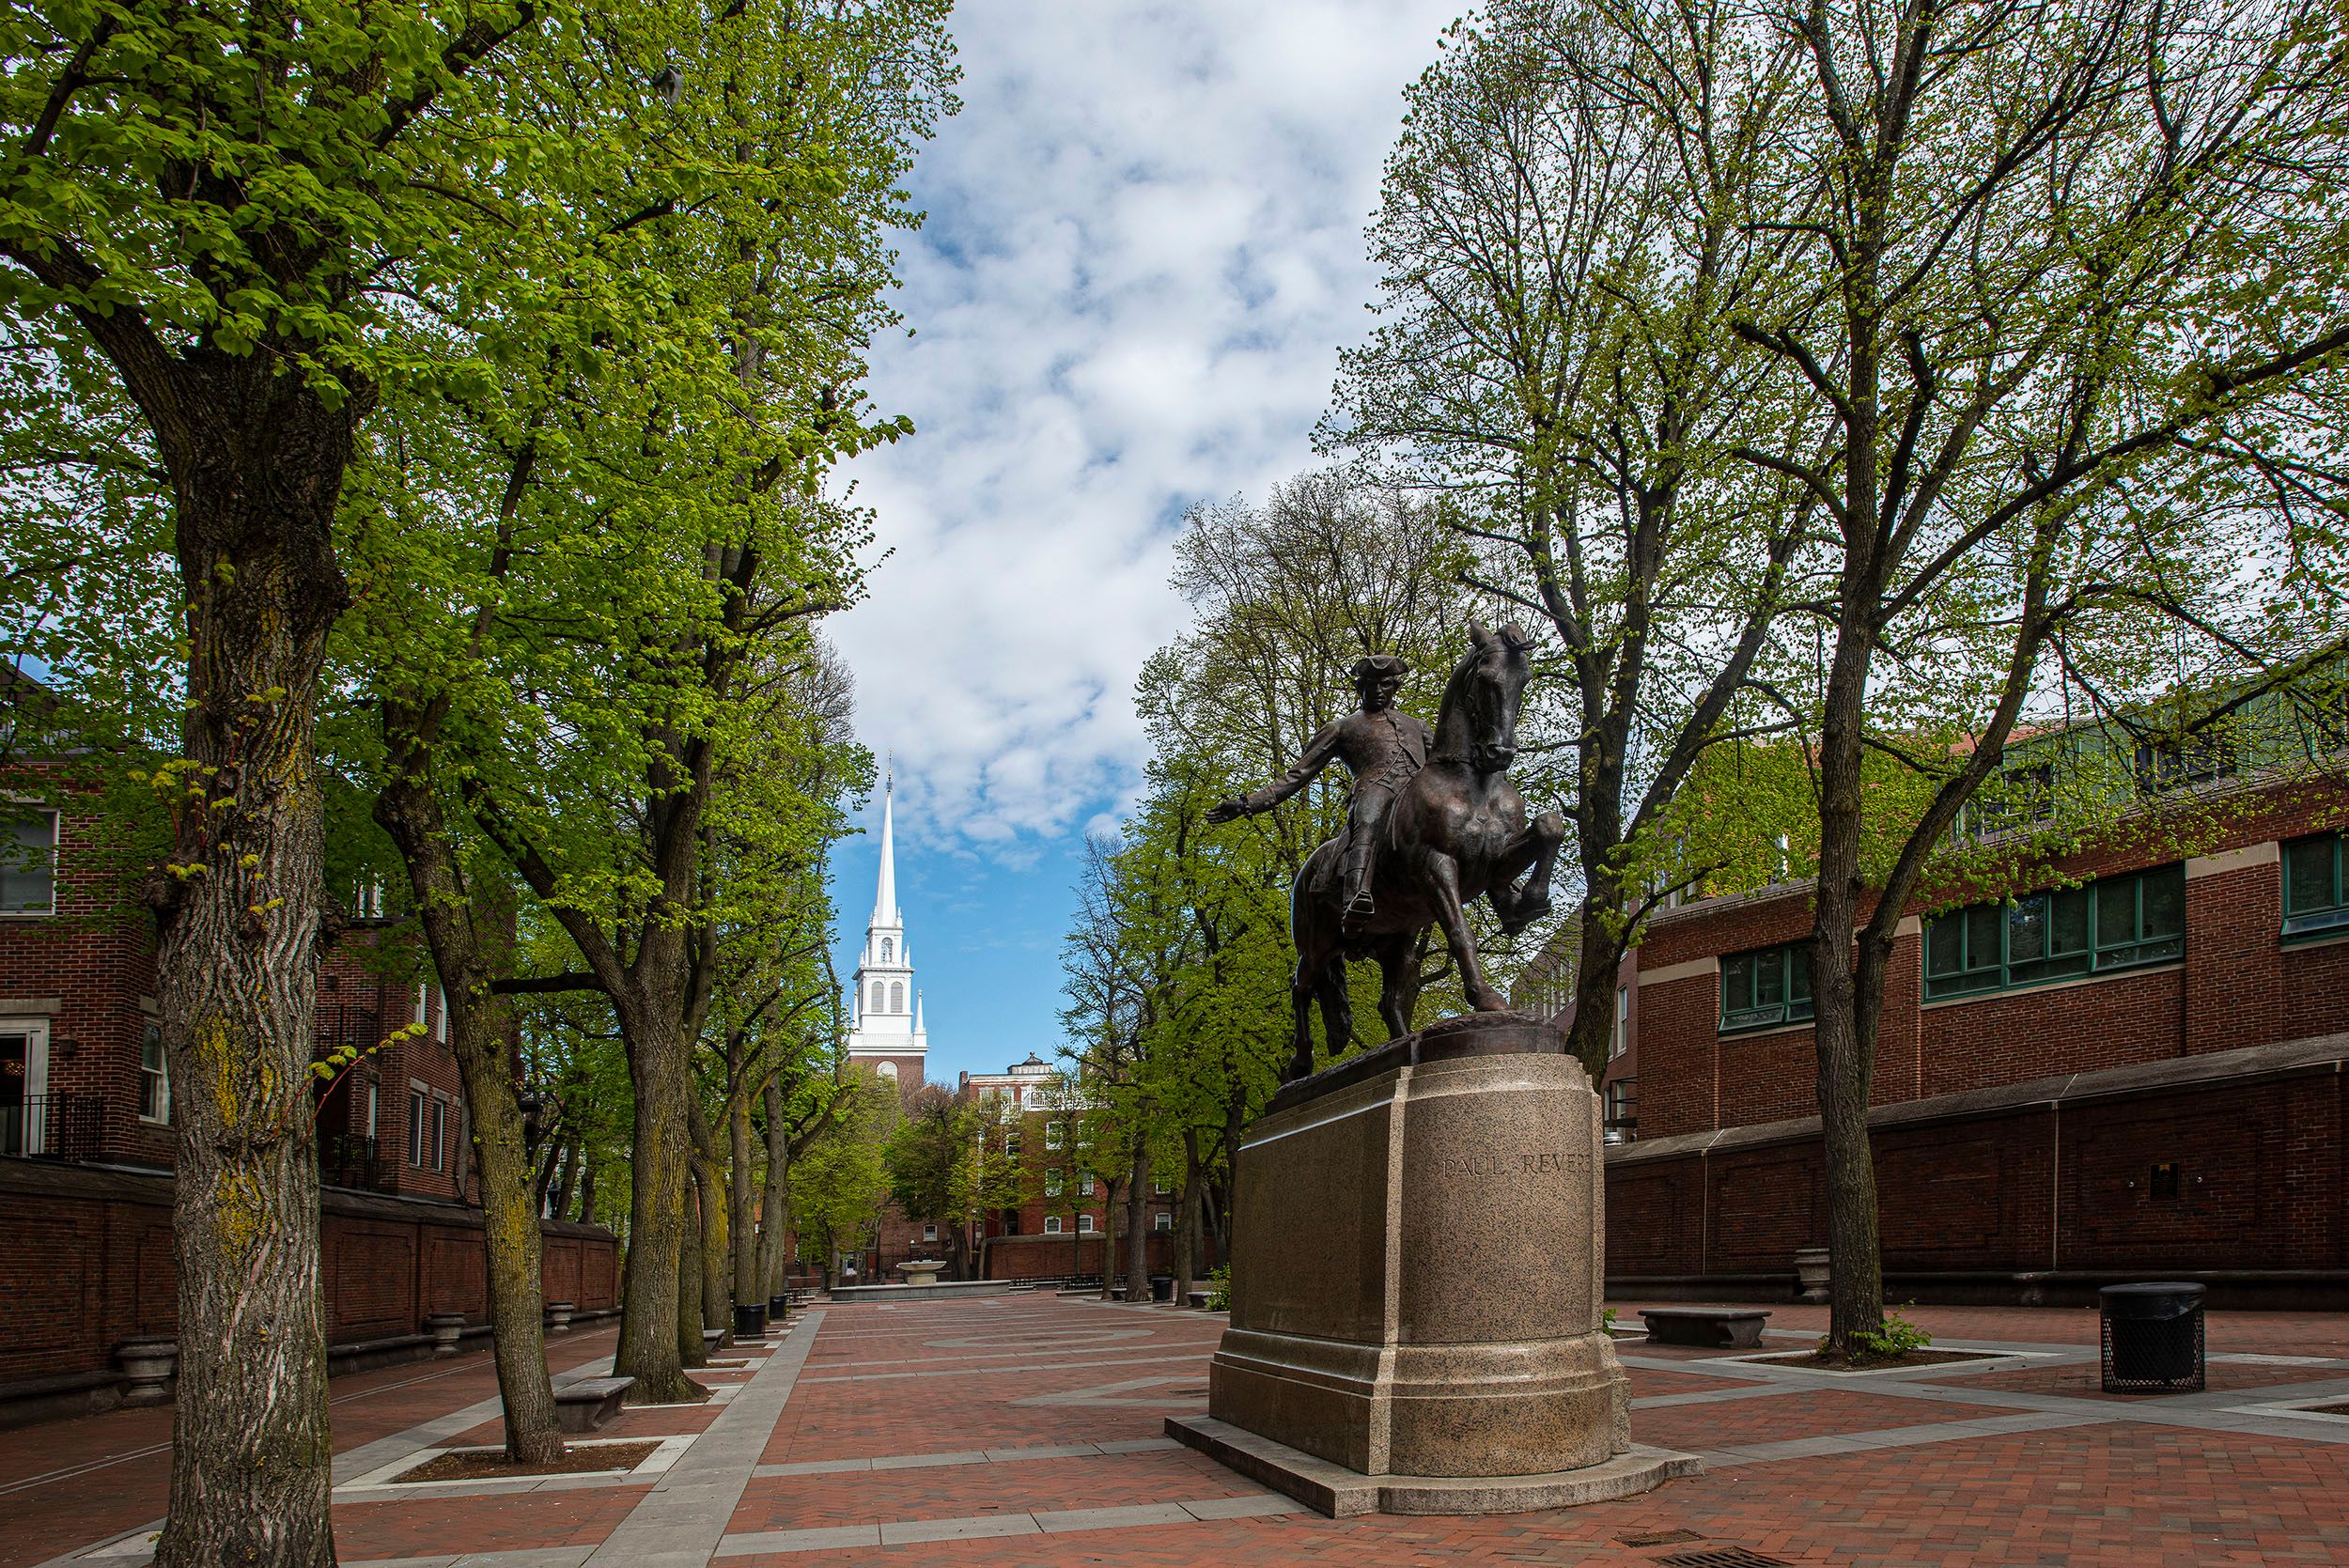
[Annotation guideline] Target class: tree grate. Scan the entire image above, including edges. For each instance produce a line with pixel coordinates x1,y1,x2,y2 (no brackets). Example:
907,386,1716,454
1618,1529,1705,1547
1657,1551,1793,1568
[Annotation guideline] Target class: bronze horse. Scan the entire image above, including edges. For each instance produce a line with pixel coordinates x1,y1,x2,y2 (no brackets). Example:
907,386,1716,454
1285,622,1563,1081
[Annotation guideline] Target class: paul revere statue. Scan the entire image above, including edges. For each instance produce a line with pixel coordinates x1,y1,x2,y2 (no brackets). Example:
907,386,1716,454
1208,654,1430,930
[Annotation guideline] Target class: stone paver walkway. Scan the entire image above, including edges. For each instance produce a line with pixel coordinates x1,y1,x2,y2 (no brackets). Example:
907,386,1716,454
10,1296,2349,1566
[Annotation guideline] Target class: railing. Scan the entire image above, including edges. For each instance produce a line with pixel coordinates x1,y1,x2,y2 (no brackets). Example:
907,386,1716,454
319,1132,397,1193
0,1093,102,1161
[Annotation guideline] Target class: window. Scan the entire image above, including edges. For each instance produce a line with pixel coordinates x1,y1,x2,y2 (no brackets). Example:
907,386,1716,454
2292,686,2348,760
1154,1211,1174,1232
869,981,883,1014
922,1222,938,1242
1045,1167,1064,1197
434,986,447,1044
1924,864,2185,1000
0,808,56,914
1077,1214,1095,1234
408,1089,428,1168
889,982,904,1013
1045,1121,1065,1150
1079,1172,1095,1197
1152,1176,1170,1196
1610,985,1629,1060
365,1077,378,1139
1604,1078,1637,1143
138,1025,170,1124
877,1060,898,1080
431,1096,447,1172
2284,833,2349,940
880,938,893,963
2135,733,2235,795
1004,1131,1021,1157
1719,943,1812,1032
1044,1215,1063,1234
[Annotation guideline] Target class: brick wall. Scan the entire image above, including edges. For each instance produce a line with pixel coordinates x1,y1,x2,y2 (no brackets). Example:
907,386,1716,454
0,1158,619,1391
1635,779,2349,1139
1605,1041,2349,1304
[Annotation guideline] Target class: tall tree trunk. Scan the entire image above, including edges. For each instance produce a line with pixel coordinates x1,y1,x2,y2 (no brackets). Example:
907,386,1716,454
729,1089,759,1315
374,759,564,1463
1098,1177,1124,1301
677,1173,708,1367
1124,1148,1152,1302
574,1162,596,1226
1174,1128,1202,1304
614,999,696,1400
759,1079,790,1303
697,1153,730,1336
154,401,354,1568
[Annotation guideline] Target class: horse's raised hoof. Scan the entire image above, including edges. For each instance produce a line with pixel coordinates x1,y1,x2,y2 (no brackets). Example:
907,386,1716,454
1285,1048,1316,1082
1469,987,1510,1012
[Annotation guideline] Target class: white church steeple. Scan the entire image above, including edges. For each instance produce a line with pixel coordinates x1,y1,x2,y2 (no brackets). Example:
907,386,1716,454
845,769,926,1086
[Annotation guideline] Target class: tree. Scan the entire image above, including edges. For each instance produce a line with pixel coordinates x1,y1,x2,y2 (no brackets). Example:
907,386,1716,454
1710,0,2349,1350
345,1,957,1401
789,1076,898,1288
1323,0,1816,1078
0,2,885,1553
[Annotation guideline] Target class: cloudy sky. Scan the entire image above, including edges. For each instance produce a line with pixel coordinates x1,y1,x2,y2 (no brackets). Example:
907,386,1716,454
827,1,1465,1084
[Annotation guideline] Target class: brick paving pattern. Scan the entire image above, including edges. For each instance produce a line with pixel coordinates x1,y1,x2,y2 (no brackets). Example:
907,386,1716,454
8,1295,2349,1566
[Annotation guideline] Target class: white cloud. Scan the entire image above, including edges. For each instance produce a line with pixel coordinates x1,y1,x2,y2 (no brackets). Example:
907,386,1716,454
833,0,1463,849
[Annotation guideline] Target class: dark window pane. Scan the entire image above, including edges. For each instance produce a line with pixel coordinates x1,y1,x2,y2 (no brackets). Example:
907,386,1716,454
2285,837,2339,914
1753,953,1784,1007
2140,865,2185,938
0,811,55,912
2050,887,2089,955
1721,954,1752,1014
2096,879,2137,944
1926,916,1961,976
1788,950,1812,1003
2009,896,2047,963
1965,905,2000,969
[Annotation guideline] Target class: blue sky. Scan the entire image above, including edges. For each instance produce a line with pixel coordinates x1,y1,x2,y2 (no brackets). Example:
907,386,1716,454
827,2,1466,1086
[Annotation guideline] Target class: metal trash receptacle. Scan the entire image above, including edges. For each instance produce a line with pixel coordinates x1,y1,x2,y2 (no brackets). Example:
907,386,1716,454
1149,1274,1174,1302
2099,1281,2204,1392
733,1301,768,1341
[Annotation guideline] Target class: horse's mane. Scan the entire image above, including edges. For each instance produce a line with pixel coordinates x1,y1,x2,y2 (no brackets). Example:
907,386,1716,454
1430,622,1532,765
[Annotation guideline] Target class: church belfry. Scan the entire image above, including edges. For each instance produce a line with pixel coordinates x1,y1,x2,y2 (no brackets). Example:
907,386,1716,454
845,774,926,1087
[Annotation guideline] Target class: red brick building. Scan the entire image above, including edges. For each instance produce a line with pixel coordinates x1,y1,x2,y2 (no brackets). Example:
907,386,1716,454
1584,768,2349,1308
0,757,617,1424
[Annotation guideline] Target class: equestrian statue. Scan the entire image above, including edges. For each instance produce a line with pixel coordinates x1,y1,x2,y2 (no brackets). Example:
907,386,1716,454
1210,621,1564,1082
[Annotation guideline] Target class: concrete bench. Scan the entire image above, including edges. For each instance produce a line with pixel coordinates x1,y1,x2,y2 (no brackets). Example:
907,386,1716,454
1186,1289,1213,1310
553,1376,634,1433
1639,1307,1772,1348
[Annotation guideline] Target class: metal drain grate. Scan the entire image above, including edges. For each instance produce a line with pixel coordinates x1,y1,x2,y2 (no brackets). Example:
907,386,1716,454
1657,1551,1792,1568
1618,1529,1704,1547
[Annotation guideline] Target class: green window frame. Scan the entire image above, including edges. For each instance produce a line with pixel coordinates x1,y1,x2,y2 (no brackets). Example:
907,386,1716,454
2283,833,2349,941
1719,943,1812,1033
1924,864,2184,1001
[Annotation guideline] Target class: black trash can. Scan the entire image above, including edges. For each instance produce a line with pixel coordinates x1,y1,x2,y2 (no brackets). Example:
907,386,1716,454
768,1294,789,1321
1149,1274,1174,1303
733,1301,768,1342
2099,1281,2205,1392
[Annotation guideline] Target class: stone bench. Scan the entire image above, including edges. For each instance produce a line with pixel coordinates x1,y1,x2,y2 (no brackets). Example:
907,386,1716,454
1639,1307,1772,1348
552,1376,634,1433
1186,1289,1213,1310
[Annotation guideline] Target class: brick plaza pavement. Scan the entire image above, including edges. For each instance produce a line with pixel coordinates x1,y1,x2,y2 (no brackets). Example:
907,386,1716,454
11,1294,2349,1566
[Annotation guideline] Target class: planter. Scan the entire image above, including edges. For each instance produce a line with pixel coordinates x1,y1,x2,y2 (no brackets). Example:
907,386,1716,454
1794,1248,1831,1305
425,1312,467,1357
115,1337,178,1407
545,1300,576,1334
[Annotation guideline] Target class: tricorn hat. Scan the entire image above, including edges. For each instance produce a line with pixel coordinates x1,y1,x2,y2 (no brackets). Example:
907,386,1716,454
1350,654,1411,685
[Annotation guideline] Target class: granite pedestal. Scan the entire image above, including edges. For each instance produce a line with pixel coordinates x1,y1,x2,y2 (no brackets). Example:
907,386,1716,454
1168,1013,1694,1515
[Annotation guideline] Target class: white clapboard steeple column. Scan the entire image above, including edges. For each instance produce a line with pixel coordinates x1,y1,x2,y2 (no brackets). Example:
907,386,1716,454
844,769,927,1088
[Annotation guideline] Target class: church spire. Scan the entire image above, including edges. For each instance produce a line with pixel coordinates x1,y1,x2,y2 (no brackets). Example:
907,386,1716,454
872,765,898,928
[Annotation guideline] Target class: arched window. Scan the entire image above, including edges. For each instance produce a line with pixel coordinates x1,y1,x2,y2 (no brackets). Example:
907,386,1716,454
877,1060,898,1080
880,938,893,963
890,982,905,1013
869,981,883,1014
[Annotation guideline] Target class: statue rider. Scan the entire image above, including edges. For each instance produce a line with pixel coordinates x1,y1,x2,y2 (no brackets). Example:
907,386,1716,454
1208,654,1430,929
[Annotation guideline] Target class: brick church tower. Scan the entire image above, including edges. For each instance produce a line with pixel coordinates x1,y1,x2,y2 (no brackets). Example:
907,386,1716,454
844,774,927,1089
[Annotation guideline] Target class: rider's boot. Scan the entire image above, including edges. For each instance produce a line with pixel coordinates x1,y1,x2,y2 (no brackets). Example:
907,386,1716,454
1341,846,1376,933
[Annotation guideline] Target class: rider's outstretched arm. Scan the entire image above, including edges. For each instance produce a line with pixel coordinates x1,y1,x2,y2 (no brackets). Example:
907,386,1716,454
1230,722,1343,815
